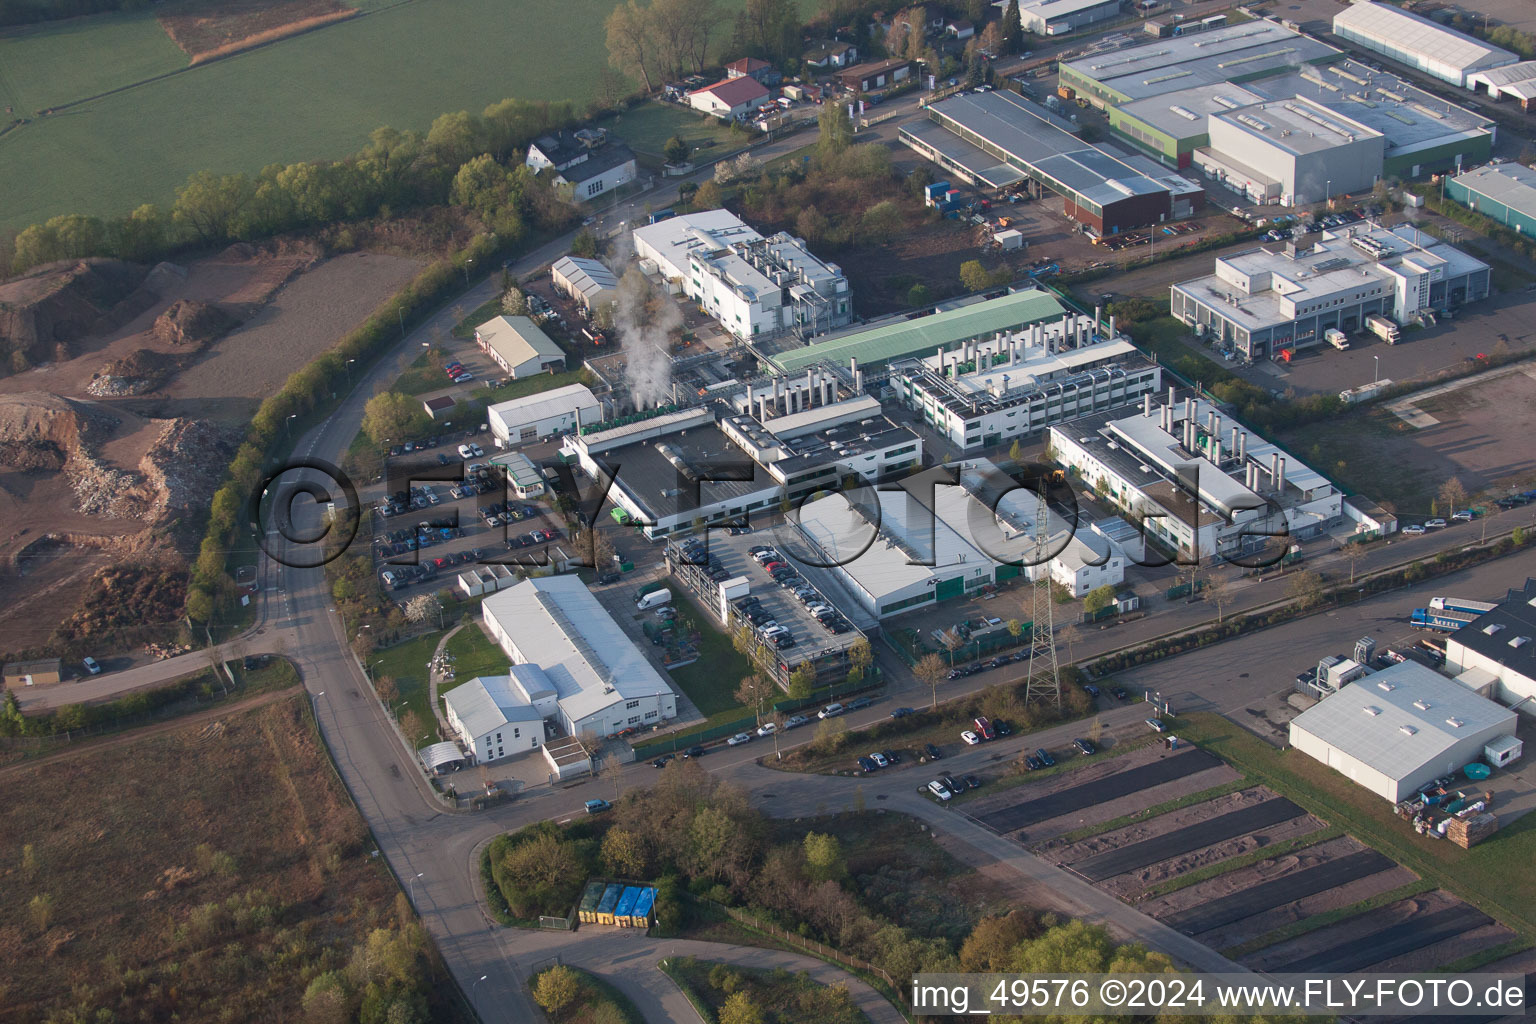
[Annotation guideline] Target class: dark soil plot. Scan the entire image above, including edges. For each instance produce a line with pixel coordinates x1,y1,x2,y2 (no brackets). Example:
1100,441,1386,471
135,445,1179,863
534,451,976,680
1370,919,1520,974
1163,849,1394,935
1270,903,1492,973
980,749,1222,833
1070,798,1304,882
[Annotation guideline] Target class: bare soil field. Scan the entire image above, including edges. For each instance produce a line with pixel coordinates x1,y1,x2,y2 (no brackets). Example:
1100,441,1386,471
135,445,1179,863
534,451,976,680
1019,760,1241,845
159,0,359,62
1243,889,1480,972
1371,918,1520,973
968,743,1204,821
0,692,426,1022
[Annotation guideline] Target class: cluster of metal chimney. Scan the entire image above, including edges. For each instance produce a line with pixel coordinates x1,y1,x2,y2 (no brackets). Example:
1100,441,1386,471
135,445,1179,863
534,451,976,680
1140,389,1286,494
934,310,1119,379
753,368,837,420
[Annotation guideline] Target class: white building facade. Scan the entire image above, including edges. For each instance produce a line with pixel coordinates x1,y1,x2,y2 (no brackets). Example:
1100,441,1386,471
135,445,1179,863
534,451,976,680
488,382,602,447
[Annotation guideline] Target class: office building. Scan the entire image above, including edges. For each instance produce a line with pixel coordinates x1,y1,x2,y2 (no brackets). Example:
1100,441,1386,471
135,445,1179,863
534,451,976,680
487,382,602,447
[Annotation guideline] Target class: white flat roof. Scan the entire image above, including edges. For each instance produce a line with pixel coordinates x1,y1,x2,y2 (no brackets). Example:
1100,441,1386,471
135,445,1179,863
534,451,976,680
1334,2,1518,74
489,382,599,424
482,576,675,723
632,209,762,279
1290,660,1516,782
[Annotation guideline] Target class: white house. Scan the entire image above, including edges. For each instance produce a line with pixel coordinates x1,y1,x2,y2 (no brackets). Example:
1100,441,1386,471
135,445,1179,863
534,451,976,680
804,40,858,68
474,315,566,378
442,669,550,763
526,129,637,202
688,76,772,119
481,576,678,739
487,382,601,447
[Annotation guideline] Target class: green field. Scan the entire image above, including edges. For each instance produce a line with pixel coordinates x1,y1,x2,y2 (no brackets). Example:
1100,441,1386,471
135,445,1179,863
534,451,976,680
0,0,745,231
593,101,747,166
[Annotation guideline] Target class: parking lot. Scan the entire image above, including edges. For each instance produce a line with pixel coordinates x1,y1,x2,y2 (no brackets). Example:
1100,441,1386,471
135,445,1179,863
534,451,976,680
368,442,570,599
964,741,1522,973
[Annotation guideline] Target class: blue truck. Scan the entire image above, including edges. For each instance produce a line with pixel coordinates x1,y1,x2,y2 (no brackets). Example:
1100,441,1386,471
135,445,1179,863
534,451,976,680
1410,607,1477,632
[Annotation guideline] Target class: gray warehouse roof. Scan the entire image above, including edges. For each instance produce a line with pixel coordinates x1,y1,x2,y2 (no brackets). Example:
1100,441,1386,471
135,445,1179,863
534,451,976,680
1289,660,1517,782
1451,163,1536,216
1333,2,1517,74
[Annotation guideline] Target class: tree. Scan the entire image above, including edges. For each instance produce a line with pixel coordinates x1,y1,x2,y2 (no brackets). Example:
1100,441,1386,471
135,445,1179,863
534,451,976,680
601,827,650,877
908,283,932,307
362,392,428,446
914,652,947,709
1286,570,1326,610
404,593,443,629
1203,571,1232,622
977,19,1004,56
860,199,903,242
803,831,846,882
817,99,853,162
765,709,788,759
959,259,993,293
664,135,690,165
960,910,1039,971
787,662,815,700
1000,0,1022,54
847,637,873,676
938,629,964,665
1082,584,1115,617
173,170,255,242
29,892,53,933
1007,439,1023,464
731,0,801,63
607,0,659,93
1438,476,1469,517
795,205,830,243
570,228,599,259
693,179,725,210
719,991,766,1024
734,673,775,724
533,965,581,1016
501,285,529,316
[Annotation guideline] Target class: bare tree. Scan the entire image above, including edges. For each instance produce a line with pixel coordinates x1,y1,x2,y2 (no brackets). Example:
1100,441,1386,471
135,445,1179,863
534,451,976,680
735,673,775,725
766,709,787,760
1438,477,1469,518
1286,570,1327,611
1203,572,1232,624
606,0,659,93
1343,543,1366,586
914,653,947,710
939,628,965,666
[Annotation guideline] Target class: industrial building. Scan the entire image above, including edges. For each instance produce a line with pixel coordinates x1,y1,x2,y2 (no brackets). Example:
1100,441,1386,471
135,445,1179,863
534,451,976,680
890,307,1162,451
1048,389,1344,561
771,288,1065,374
793,461,1125,617
442,671,549,763
563,392,922,539
992,0,1123,36
1446,163,1536,237
1169,221,1490,361
1444,577,1536,716
474,315,566,378
487,382,602,447
489,450,547,499
551,255,619,311
1467,62,1536,108
900,90,1203,234
1085,28,1494,179
632,210,851,342
1332,2,1517,89
479,576,679,741
1288,660,1519,802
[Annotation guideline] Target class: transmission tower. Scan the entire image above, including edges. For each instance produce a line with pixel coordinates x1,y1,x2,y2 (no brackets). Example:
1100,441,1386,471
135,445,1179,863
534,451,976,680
1023,482,1063,707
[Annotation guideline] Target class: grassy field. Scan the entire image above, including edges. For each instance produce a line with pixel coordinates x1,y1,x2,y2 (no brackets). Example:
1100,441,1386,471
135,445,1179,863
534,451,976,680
0,10,186,114
665,596,754,717
663,956,868,1024
1279,408,1438,517
594,101,748,166
370,629,446,740
1175,711,1536,938
0,0,747,230
0,691,463,1022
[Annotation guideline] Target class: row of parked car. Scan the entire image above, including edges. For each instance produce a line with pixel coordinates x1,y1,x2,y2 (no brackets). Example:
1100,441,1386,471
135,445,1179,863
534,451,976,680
1402,508,1481,535
377,484,442,518
747,545,853,636
679,537,734,584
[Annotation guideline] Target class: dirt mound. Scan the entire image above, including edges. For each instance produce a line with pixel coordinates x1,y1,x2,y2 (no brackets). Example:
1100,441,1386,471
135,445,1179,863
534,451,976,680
138,418,239,532
0,392,117,471
0,260,152,373
152,299,236,347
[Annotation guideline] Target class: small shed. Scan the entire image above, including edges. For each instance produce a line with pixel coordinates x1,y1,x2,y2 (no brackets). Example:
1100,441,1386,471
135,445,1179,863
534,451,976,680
577,880,607,923
419,741,468,775
423,395,457,421
613,886,641,926
3,658,62,687
595,884,623,925
542,735,593,780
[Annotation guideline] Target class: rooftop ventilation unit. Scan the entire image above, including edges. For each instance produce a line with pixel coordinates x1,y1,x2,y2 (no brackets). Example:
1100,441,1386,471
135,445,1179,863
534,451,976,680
1376,681,1396,692
1413,699,1432,711
1510,636,1531,648
1169,105,1200,121
1363,706,1381,716
1484,623,1505,634
1446,717,1464,728
1400,725,1418,736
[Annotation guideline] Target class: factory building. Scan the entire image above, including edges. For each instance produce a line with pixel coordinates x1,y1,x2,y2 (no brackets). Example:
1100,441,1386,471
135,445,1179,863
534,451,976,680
551,255,619,312
1169,221,1490,361
1289,660,1519,803
1195,97,1385,207
890,308,1162,451
1082,26,1493,180
992,0,1123,36
900,90,1203,234
1332,2,1517,89
1048,389,1344,561
632,210,851,342
1467,62,1536,108
1444,577,1536,716
1446,163,1536,238
771,289,1065,374
563,392,922,540
794,461,1125,617
487,382,603,448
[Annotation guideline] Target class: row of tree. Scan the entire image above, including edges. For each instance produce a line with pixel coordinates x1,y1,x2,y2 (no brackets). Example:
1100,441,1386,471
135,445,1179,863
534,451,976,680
9,97,578,275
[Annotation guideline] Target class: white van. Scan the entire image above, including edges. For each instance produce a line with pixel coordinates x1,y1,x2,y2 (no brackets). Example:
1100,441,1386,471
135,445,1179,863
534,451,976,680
928,779,953,801
636,588,672,610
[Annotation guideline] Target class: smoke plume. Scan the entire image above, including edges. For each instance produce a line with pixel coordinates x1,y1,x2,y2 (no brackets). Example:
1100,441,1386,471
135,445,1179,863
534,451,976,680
613,262,679,409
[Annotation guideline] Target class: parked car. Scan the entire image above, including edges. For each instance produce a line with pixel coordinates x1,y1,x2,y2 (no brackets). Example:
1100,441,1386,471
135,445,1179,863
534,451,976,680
1111,687,1129,702
963,774,983,789
584,799,611,814
927,779,952,801
784,714,810,729
756,722,778,737
682,745,706,758
1452,510,1475,522
890,707,915,719
1146,718,1166,732
81,656,102,675
848,696,872,711
1035,748,1056,767
857,755,878,772
727,732,753,746
1425,518,1448,529
961,730,981,746
869,751,889,768
924,743,943,760
973,716,995,741
651,753,675,768
1074,738,1097,756
818,703,845,719
1083,684,1100,698
1023,755,1042,771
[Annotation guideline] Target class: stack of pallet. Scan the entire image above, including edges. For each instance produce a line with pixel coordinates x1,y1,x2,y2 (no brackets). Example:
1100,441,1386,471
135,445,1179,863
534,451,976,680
1446,812,1499,849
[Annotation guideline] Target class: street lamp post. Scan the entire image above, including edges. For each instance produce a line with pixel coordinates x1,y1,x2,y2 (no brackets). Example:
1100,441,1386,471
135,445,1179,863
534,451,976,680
1325,180,1331,208
471,975,488,1007
285,413,297,438
462,258,474,286
408,871,424,905
346,358,356,384
1373,354,1379,384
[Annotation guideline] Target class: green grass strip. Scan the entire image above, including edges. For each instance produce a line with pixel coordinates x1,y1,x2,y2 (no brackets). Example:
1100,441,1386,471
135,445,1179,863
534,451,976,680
1437,939,1534,973
1052,778,1253,844
1139,827,1345,900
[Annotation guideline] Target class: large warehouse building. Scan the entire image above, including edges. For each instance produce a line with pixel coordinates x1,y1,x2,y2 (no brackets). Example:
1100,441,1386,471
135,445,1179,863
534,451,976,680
1468,62,1536,108
770,289,1065,373
1332,1,1517,89
900,90,1203,234
1445,577,1536,716
478,576,678,740
632,210,851,342
1446,163,1536,237
993,0,1122,36
1079,28,1493,181
890,309,1162,451
1288,660,1519,802
1170,221,1490,361
1049,389,1343,561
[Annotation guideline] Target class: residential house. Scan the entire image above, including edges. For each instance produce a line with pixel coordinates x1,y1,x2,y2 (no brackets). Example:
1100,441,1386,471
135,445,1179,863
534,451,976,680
838,58,913,94
687,76,772,118
725,57,781,85
525,128,637,202
803,40,858,68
